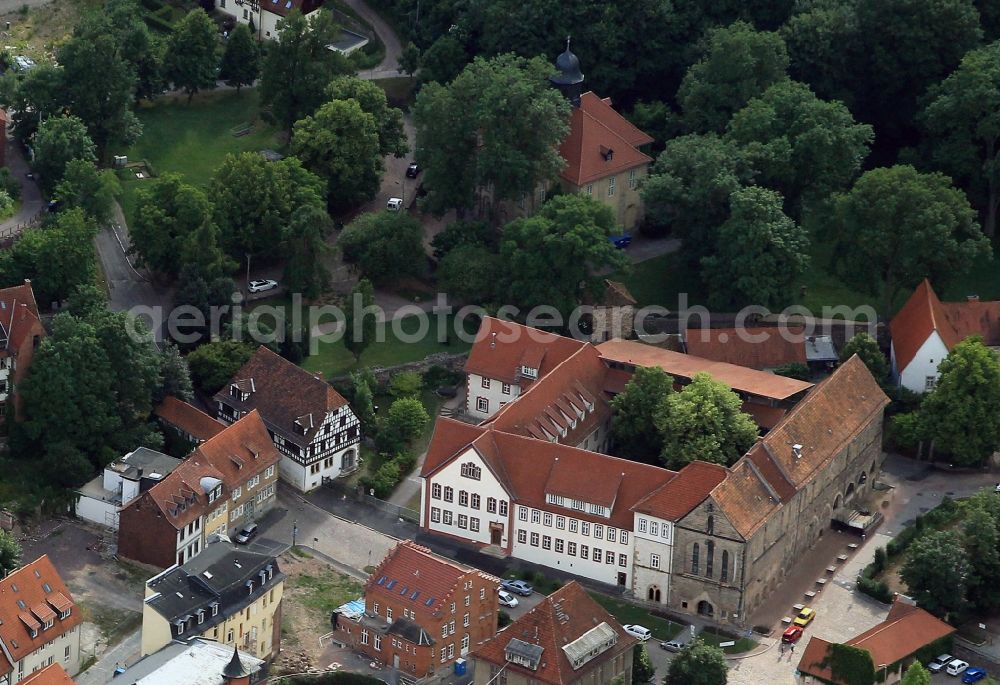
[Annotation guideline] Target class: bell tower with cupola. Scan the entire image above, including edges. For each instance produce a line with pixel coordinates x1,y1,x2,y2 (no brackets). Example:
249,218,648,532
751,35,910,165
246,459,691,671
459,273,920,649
550,37,584,107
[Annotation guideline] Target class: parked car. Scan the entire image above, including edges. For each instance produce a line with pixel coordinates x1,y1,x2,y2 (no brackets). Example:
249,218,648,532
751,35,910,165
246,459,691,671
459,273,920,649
12,55,35,72
609,234,632,249
501,579,533,596
406,162,421,178
793,608,816,627
497,590,518,608
623,625,651,641
929,654,955,673
235,522,258,544
387,197,403,211
962,668,988,683
248,279,278,294
781,626,804,643
947,659,970,676
659,640,684,652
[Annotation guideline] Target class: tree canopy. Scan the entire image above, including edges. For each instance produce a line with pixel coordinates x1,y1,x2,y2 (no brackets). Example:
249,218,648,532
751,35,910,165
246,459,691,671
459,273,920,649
165,10,219,102
291,98,384,210
325,76,408,157
219,23,260,94
656,373,759,469
339,211,426,286
832,165,991,315
414,54,569,218
32,115,97,194
920,337,1000,466
900,529,970,619
678,21,789,133
701,185,809,308
664,639,728,685
839,333,888,381
610,366,674,462
499,194,629,315
260,9,352,130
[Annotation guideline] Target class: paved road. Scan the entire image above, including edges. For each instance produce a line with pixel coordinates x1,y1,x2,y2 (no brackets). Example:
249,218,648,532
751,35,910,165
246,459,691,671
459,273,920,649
0,137,43,238
344,0,402,77
75,628,141,685
95,202,173,336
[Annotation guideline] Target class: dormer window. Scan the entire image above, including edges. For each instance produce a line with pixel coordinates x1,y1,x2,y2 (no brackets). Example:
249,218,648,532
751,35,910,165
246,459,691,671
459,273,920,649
521,366,538,379
247,580,254,594
29,628,37,638
211,602,219,617
197,610,205,625
174,620,185,636
600,146,614,161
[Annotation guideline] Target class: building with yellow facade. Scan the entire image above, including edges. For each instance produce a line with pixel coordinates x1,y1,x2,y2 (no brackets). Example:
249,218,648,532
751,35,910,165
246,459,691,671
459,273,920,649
141,539,284,662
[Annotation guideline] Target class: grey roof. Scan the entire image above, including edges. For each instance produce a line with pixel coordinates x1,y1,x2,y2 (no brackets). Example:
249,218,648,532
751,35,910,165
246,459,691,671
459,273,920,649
506,637,544,669
387,616,436,646
805,335,838,363
222,645,254,678
144,540,283,637
117,638,263,684
107,447,182,481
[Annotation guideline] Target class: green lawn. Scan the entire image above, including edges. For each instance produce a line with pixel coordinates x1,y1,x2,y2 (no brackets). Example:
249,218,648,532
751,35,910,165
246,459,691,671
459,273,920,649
301,313,476,380
118,89,281,222
588,593,684,642
698,628,758,654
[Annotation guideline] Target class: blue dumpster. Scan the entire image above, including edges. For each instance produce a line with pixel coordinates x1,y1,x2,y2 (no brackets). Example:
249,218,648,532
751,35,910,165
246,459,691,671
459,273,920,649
454,658,467,676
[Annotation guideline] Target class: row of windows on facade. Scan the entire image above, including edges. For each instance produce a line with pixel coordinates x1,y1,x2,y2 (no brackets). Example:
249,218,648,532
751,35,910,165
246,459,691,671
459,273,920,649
371,587,486,623
517,528,629,567
542,494,610,518
520,506,625,543
475,396,508,413
18,648,72,682
173,583,276,638
430,485,509,516
429,508,483,532
514,171,640,209
359,629,468,663
479,378,513,394
690,541,731,583
636,517,672,540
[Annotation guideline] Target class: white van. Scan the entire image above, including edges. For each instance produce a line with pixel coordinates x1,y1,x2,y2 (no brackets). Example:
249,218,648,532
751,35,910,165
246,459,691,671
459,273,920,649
386,197,403,211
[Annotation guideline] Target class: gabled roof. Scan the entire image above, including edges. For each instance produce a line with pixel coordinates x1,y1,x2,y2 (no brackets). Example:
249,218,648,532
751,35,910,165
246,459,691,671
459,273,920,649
367,541,498,618
155,397,225,442
890,279,1000,372
213,346,350,448
559,92,653,187
631,461,726,521
464,317,587,386
890,279,960,371
486,345,610,447
707,459,780,539
17,664,74,685
145,541,283,635
597,339,813,401
757,355,889,490
685,327,808,369
0,281,44,360
0,556,81,664
421,417,487,478
472,581,636,685
122,412,279,530
797,598,955,683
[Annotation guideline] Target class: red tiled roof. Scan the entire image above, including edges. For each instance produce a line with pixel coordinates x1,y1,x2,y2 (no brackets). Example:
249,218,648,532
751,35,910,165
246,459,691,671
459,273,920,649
597,339,813,401
0,556,81,663
464,317,587,386
798,599,955,683
369,541,498,617
758,355,888,489
472,581,636,685
889,280,960,372
741,402,788,430
18,664,74,685
560,92,653,187
421,417,487,478
708,458,781,538
123,411,280,530
213,346,349,448
487,345,610,446
685,327,807,369
0,280,43,357
632,461,726,521
154,396,225,442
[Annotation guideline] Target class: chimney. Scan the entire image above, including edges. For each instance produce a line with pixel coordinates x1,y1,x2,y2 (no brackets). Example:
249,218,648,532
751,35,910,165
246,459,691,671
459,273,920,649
490,332,497,349
137,467,143,478
968,294,980,302
792,444,803,460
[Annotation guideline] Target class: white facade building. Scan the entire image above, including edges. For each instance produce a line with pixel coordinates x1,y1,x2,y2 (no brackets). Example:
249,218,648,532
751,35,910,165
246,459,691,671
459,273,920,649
631,514,675,605
891,331,949,394
74,448,181,530
465,372,521,420
424,447,512,549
